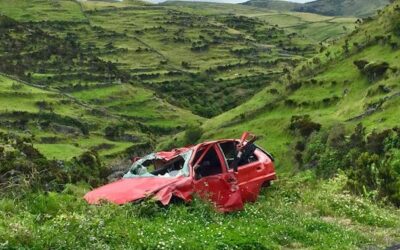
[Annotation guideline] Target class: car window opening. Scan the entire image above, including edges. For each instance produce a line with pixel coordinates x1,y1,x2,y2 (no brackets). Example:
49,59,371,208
194,146,223,179
219,141,258,169
151,156,185,176
124,151,192,178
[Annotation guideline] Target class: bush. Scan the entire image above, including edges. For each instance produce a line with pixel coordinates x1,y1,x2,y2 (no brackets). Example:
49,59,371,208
316,150,343,179
184,126,203,145
288,115,321,138
347,152,380,195
286,82,302,92
353,59,369,70
69,151,106,187
299,124,400,206
105,125,125,140
366,129,391,155
0,133,107,193
327,124,346,150
379,150,400,206
354,60,390,81
363,61,389,80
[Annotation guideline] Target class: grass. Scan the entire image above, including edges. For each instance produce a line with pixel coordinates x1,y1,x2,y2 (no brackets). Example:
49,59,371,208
0,0,86,22
0,0,357,118
1,172,399,249
70,83,203,128
0,74,144,160
34,143,85,161
294,0,390,17
165,2,357,43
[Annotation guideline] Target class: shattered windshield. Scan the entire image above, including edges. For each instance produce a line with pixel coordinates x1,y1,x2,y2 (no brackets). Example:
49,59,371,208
124,150,193,178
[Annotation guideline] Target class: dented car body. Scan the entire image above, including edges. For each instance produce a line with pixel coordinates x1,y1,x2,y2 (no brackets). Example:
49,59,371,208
84,132,276,212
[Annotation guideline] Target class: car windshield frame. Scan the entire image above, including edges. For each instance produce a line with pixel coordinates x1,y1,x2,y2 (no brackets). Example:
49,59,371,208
123,150,193,178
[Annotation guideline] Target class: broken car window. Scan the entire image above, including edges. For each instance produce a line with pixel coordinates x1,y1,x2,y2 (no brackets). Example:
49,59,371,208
194,146,223,179
124,150,192,178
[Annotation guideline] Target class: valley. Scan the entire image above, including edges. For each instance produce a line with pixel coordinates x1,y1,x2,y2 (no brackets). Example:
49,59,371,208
0,0,399,249
0,0,357,160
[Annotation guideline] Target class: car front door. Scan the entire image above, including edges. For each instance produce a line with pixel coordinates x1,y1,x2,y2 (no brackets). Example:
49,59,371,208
219,141,268,202
192,144,243,212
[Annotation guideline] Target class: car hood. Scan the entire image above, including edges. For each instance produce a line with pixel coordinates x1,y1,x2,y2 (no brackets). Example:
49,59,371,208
84,177,185,205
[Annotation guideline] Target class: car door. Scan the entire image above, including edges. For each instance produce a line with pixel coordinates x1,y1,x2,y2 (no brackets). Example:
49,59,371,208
219,141,269,202
192,144,243,212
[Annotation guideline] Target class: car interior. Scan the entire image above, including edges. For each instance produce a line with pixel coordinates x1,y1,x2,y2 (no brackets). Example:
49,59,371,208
151,156,186,176
193,146,223,180
219,141,258,169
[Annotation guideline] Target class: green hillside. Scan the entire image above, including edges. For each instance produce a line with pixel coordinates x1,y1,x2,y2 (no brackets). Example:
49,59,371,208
187,0,400,185
196,0,400,154
242,0,300,11
0,0,357,160
0,0,318,119
296,0,391,17
243,0,391,17
1,0,400,249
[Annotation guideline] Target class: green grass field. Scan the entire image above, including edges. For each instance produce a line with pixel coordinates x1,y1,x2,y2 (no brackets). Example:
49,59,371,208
0,0,86,21
1,171,399,249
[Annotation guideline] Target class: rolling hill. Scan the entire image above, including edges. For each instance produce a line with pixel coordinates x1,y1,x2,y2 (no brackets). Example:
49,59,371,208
0,0,356,160
242,0,301,11
176,0,400,171
296,0,392,17
243,0,391,17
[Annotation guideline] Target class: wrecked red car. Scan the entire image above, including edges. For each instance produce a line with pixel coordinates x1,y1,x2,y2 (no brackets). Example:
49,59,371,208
84,132,276,212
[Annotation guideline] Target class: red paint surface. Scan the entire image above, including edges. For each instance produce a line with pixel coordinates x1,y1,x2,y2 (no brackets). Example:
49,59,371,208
193,172,243,212
155,147,191,161
84,177,183,204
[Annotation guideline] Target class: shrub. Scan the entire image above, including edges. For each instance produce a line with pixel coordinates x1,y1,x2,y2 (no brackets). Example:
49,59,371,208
286,82,302,92
354,60,390,81
347,152,380,195
184,126,203,145
68,151,106,187
348,123,366,150
316,150,343,179
327,124,346,150
394,19,400,36
363,61,389,80
0,133,107,192
303,132,327,168
299,124,400,206
379,150,400,206
366,129,392,155
105,125,125,140
354,60,369,71
288,115,321,138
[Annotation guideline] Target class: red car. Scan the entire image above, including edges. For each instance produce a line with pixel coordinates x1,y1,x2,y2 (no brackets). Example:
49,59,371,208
84,132,276,212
